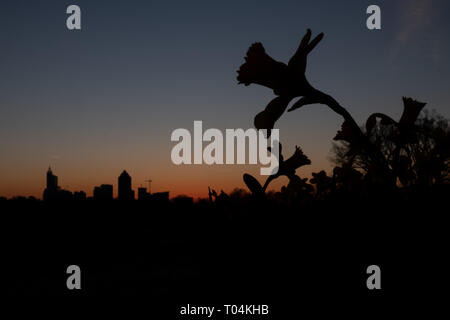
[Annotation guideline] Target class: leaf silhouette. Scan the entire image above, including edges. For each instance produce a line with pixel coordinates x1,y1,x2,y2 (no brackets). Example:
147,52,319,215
243,173,264,195
287,96,322,112
254,96,291,131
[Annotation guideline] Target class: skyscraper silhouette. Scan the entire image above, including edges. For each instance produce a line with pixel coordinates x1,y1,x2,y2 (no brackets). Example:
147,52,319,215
43,166,59,201
118,170,134,200
46,166,58,190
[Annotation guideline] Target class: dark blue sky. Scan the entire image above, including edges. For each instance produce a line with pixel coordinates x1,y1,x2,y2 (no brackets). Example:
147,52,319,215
1,0,449,198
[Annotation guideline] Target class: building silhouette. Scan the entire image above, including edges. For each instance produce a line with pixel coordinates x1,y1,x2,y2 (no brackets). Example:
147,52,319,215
151,191,170,202
43,167,74,201
138,187,150,201
43,166,59,201
47,166,58,190
93,184,113,201
118,170,134,200
138,187,170,201
40,168,169,202
73,191,87,201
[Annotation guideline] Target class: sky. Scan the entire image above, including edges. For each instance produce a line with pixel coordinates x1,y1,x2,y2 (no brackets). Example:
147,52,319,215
0,0,449,199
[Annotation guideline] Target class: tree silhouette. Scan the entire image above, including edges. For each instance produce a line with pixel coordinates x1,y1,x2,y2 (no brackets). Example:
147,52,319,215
332,104,450,187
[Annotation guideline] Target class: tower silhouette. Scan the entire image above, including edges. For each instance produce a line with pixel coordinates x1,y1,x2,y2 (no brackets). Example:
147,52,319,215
43,166,59,201
46,166,58,190
118,170,134,200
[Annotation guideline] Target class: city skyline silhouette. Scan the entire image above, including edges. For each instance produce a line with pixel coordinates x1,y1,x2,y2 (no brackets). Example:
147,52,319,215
33,166,170,201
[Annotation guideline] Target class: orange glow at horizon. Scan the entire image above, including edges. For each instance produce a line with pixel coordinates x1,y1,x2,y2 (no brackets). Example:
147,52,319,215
0,159,332,200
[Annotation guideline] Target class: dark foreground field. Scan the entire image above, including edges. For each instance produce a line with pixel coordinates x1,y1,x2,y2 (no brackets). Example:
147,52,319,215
1,187,448,314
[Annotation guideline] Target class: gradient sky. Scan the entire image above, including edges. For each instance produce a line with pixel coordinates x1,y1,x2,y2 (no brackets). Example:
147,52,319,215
1,0,449,199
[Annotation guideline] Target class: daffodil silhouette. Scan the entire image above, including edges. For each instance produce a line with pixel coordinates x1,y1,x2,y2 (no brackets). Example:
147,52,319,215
362,97,427,185
237,29,323,131
238,29,389,177
238,30,427,190
331,97,426,161
366,97,426,137
243,144,311,195
273,145,311,180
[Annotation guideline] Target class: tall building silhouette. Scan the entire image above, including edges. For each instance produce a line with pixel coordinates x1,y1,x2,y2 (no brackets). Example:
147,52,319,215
118,170,134,200
43,166,59,201
46,166,58,190
43,167,73,201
